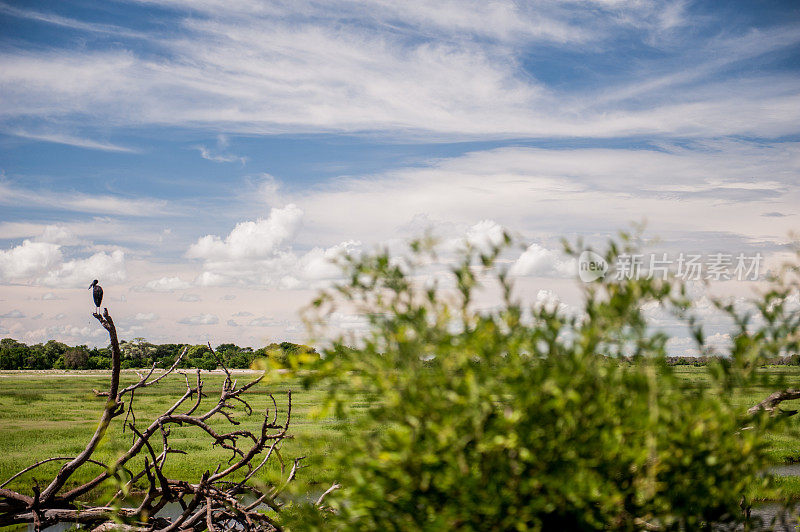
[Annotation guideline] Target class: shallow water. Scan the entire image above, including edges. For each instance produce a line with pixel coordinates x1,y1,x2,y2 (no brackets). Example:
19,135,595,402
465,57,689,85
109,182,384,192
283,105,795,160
25,484,800,531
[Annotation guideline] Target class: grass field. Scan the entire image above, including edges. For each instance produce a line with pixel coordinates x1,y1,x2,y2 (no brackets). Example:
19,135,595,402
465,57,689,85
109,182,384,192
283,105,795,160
2,365,800,515
0,369,345,507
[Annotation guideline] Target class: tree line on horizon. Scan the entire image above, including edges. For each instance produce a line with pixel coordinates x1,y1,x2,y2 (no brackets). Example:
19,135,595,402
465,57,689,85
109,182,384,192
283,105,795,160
0,337,318,371
3,336,800,371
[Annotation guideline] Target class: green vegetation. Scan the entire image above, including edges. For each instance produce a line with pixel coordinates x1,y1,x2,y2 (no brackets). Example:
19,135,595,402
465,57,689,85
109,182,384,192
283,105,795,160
0,371,342,503
1,368,799,515
3,233,800,530
0,338,317,371
281,233,800,530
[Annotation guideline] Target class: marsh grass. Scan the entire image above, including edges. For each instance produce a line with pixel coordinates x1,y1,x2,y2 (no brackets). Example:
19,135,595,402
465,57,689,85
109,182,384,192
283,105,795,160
1,366,800,508
0,370,344,507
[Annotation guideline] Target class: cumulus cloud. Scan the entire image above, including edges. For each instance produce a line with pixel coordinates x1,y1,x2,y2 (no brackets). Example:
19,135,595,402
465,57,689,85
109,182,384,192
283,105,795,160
465,220,507,253
133,312,159,322
0,240,62,282
187,204,303,262
35,225,82,246
0,309,25,318
0,237,125,288
21,323,106,345
248,317,281,327
510,243,576,278
41,292,65,300
294,240,360,281
179,293,201,302
178,314,219,325
666,332,733,356
139,276,192,292
39,250,126,288
188,204,359,288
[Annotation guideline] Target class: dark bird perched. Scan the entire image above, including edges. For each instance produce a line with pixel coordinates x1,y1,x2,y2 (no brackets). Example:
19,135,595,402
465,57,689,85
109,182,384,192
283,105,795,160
89,280,103,313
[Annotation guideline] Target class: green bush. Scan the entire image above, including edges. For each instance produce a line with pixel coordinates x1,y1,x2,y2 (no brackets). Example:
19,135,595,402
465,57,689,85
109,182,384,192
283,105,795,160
286,233,798,530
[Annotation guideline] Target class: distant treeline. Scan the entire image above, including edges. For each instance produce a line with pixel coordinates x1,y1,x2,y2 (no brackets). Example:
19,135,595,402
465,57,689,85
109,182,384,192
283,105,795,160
665,355,800,366
0,337,318,371
3,338,798,371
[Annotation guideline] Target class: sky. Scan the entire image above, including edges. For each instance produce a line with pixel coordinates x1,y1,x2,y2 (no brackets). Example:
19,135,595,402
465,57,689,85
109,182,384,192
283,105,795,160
0,0,799,351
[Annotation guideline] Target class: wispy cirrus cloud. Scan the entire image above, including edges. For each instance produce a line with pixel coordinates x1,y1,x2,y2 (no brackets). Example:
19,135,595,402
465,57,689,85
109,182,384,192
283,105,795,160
0,182,172,217
272,141,800,251
0,2,148,39
1,0,796,139
9,129,139,153
195,136,246,164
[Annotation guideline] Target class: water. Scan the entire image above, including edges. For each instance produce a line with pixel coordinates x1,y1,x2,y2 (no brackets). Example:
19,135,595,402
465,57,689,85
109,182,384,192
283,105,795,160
25,475,800,531
26,496,272,531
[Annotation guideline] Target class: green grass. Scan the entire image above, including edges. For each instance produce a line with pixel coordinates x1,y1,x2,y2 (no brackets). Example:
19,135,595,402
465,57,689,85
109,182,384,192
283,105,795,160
671,366,800,467
3,366,800,508
0,369,341,503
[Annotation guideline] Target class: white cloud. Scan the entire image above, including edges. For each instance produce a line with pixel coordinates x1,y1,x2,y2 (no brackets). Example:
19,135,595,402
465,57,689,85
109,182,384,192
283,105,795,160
284,144,800,249
35,225,82,246
0,240,62,282
39,250,126,288
0,219,173,248
2,1,796,139
510,243,576,278
295,240,360,281
465,220,507,253
0,182,171,217
140,276,192,292
178,313,219,325
9,129,138,153
133,312,159,322
248,317,282,327
187,204,303,261
188,204,359,288
195,136,246,164
0,309,25,319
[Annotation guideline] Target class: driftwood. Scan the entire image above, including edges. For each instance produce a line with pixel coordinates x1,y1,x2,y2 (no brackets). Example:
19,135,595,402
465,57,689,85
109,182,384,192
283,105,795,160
0,308,296,531
748,388,800,416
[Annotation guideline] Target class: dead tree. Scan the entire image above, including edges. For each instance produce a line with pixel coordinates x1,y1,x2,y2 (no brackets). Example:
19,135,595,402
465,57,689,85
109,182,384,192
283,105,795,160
0,308,298,531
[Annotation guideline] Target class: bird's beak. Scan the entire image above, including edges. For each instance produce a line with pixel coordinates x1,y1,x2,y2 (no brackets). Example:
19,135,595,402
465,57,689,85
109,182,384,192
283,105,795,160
88,285,92,289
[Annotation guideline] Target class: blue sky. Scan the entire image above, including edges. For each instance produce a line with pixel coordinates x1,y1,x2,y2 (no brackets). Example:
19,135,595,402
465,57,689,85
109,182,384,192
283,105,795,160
1,0,799,350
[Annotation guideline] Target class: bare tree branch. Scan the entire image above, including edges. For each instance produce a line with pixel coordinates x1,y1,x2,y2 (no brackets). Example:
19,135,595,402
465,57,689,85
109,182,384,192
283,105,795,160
748,388,800,416
0,308,297,531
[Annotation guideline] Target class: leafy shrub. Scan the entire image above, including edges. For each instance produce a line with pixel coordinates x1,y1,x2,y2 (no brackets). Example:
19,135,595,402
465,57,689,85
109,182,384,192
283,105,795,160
286,233,798,530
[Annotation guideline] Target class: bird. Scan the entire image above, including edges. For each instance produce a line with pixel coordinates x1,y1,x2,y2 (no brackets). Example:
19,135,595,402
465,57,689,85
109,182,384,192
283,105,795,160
89,280,103,313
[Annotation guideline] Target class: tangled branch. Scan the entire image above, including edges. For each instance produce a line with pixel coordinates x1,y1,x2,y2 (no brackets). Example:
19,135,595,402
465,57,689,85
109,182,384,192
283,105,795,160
0,308,297,531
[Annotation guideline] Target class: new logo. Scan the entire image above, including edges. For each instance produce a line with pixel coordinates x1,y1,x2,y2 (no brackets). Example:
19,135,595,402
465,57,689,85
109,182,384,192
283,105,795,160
578,250,608,282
